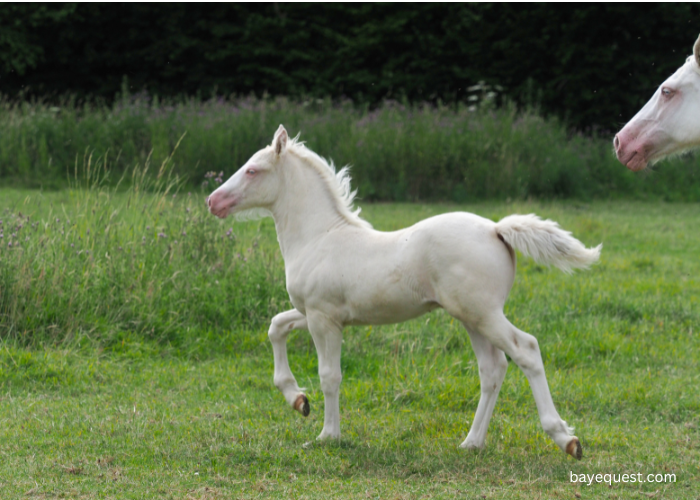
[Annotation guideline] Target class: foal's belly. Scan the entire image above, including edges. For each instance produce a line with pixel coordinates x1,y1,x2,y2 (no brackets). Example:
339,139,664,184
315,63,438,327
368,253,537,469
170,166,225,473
287,277,440,326
343,298,441,326
342,266,441,325
288,255,440,327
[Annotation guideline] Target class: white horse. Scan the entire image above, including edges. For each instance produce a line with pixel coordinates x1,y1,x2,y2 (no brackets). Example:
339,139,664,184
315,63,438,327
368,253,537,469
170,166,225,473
615,34,700,171
208,126,601,459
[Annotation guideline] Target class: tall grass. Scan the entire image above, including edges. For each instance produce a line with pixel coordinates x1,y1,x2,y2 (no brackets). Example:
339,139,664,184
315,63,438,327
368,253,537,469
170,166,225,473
1,94,699,201
0,152,288,350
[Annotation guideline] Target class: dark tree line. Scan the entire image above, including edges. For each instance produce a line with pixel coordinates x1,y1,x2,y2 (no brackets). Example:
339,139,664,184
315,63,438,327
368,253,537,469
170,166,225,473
1,3,699,130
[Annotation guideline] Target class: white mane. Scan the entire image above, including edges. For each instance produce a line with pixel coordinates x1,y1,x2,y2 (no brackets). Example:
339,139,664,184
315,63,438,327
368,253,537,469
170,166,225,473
287,137,372,229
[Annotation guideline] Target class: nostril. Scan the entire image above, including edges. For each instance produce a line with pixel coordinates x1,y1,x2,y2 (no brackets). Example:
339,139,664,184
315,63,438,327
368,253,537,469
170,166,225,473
613,135,620,151
206,196,211,208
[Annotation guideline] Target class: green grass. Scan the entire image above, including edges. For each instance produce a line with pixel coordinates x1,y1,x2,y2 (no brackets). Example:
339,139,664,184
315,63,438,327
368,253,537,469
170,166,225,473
2,94,700,201
0,178,698,497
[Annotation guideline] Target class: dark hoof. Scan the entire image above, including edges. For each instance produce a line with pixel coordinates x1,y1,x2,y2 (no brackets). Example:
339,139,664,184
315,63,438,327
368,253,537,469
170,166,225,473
566,438,582,460
294,394,310,417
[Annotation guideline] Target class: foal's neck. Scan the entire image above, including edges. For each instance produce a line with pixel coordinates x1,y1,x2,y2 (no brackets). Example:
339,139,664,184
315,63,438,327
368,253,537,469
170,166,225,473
271,158,352,263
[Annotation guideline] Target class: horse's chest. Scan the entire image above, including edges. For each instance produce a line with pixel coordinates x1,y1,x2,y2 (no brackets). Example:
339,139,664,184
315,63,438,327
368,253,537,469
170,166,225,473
284,267,318,314
285,280,306,314
284,259,350,315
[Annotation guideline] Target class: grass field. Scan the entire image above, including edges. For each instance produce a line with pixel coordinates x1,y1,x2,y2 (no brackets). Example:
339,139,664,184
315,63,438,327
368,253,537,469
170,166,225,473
2,94,700,202
0,178,698,498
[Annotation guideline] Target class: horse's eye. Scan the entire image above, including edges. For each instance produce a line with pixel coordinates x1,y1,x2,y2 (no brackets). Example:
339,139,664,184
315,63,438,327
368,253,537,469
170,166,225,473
246,169,257,175
661,87,674,98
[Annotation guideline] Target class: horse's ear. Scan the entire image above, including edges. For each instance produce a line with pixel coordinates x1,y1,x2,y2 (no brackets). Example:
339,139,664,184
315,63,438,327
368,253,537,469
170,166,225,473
694,34,700,67
273,125,288,157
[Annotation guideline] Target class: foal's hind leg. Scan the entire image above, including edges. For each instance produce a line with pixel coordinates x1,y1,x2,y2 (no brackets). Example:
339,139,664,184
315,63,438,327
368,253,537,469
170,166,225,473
478,313,582,459
460,329,508,450
268,309,310,416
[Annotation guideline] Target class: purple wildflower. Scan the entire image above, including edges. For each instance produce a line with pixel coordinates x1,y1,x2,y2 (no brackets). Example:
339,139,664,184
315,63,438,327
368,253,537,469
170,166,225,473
158,232,167,238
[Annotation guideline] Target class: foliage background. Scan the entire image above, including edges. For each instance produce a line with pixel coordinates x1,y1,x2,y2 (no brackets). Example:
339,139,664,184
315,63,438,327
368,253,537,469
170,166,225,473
2,3,700,130
1,97,699,201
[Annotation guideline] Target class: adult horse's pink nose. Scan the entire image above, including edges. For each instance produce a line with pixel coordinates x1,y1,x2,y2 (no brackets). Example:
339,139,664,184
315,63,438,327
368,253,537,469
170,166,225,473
614,129,648,171
613,134,621,154
614,130,632,163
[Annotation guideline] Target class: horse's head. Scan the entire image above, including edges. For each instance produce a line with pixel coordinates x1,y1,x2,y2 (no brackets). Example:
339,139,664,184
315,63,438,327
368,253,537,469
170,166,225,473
614,34,700,171
208,125,289,218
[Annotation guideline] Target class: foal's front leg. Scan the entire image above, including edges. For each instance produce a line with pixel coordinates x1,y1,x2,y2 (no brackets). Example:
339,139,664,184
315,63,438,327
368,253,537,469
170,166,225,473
306,311,344,440
268,309,310,416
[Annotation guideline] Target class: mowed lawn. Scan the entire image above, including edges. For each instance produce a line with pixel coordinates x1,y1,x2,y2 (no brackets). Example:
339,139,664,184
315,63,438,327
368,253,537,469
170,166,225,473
0,191,698,499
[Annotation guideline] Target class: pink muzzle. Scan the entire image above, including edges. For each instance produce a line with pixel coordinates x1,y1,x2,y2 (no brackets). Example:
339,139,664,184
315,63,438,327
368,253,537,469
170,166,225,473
207,191,236,219
614,130,649,172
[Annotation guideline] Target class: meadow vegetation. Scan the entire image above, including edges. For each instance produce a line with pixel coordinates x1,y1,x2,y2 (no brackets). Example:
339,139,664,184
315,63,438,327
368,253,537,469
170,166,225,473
2,93,700,201
0,163,698,496
1,94,698,498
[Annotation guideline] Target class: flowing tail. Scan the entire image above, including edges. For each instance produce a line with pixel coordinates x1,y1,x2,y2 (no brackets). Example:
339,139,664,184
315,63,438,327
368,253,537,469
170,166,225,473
495,214,601,274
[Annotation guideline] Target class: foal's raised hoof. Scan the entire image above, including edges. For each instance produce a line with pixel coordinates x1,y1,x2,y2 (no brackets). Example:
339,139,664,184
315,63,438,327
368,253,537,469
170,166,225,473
566,438,583,460
294,394,310,417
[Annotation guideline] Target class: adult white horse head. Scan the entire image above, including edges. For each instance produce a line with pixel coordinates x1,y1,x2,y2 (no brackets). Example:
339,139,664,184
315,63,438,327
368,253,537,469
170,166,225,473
209,125,602,460
614,34,700,171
